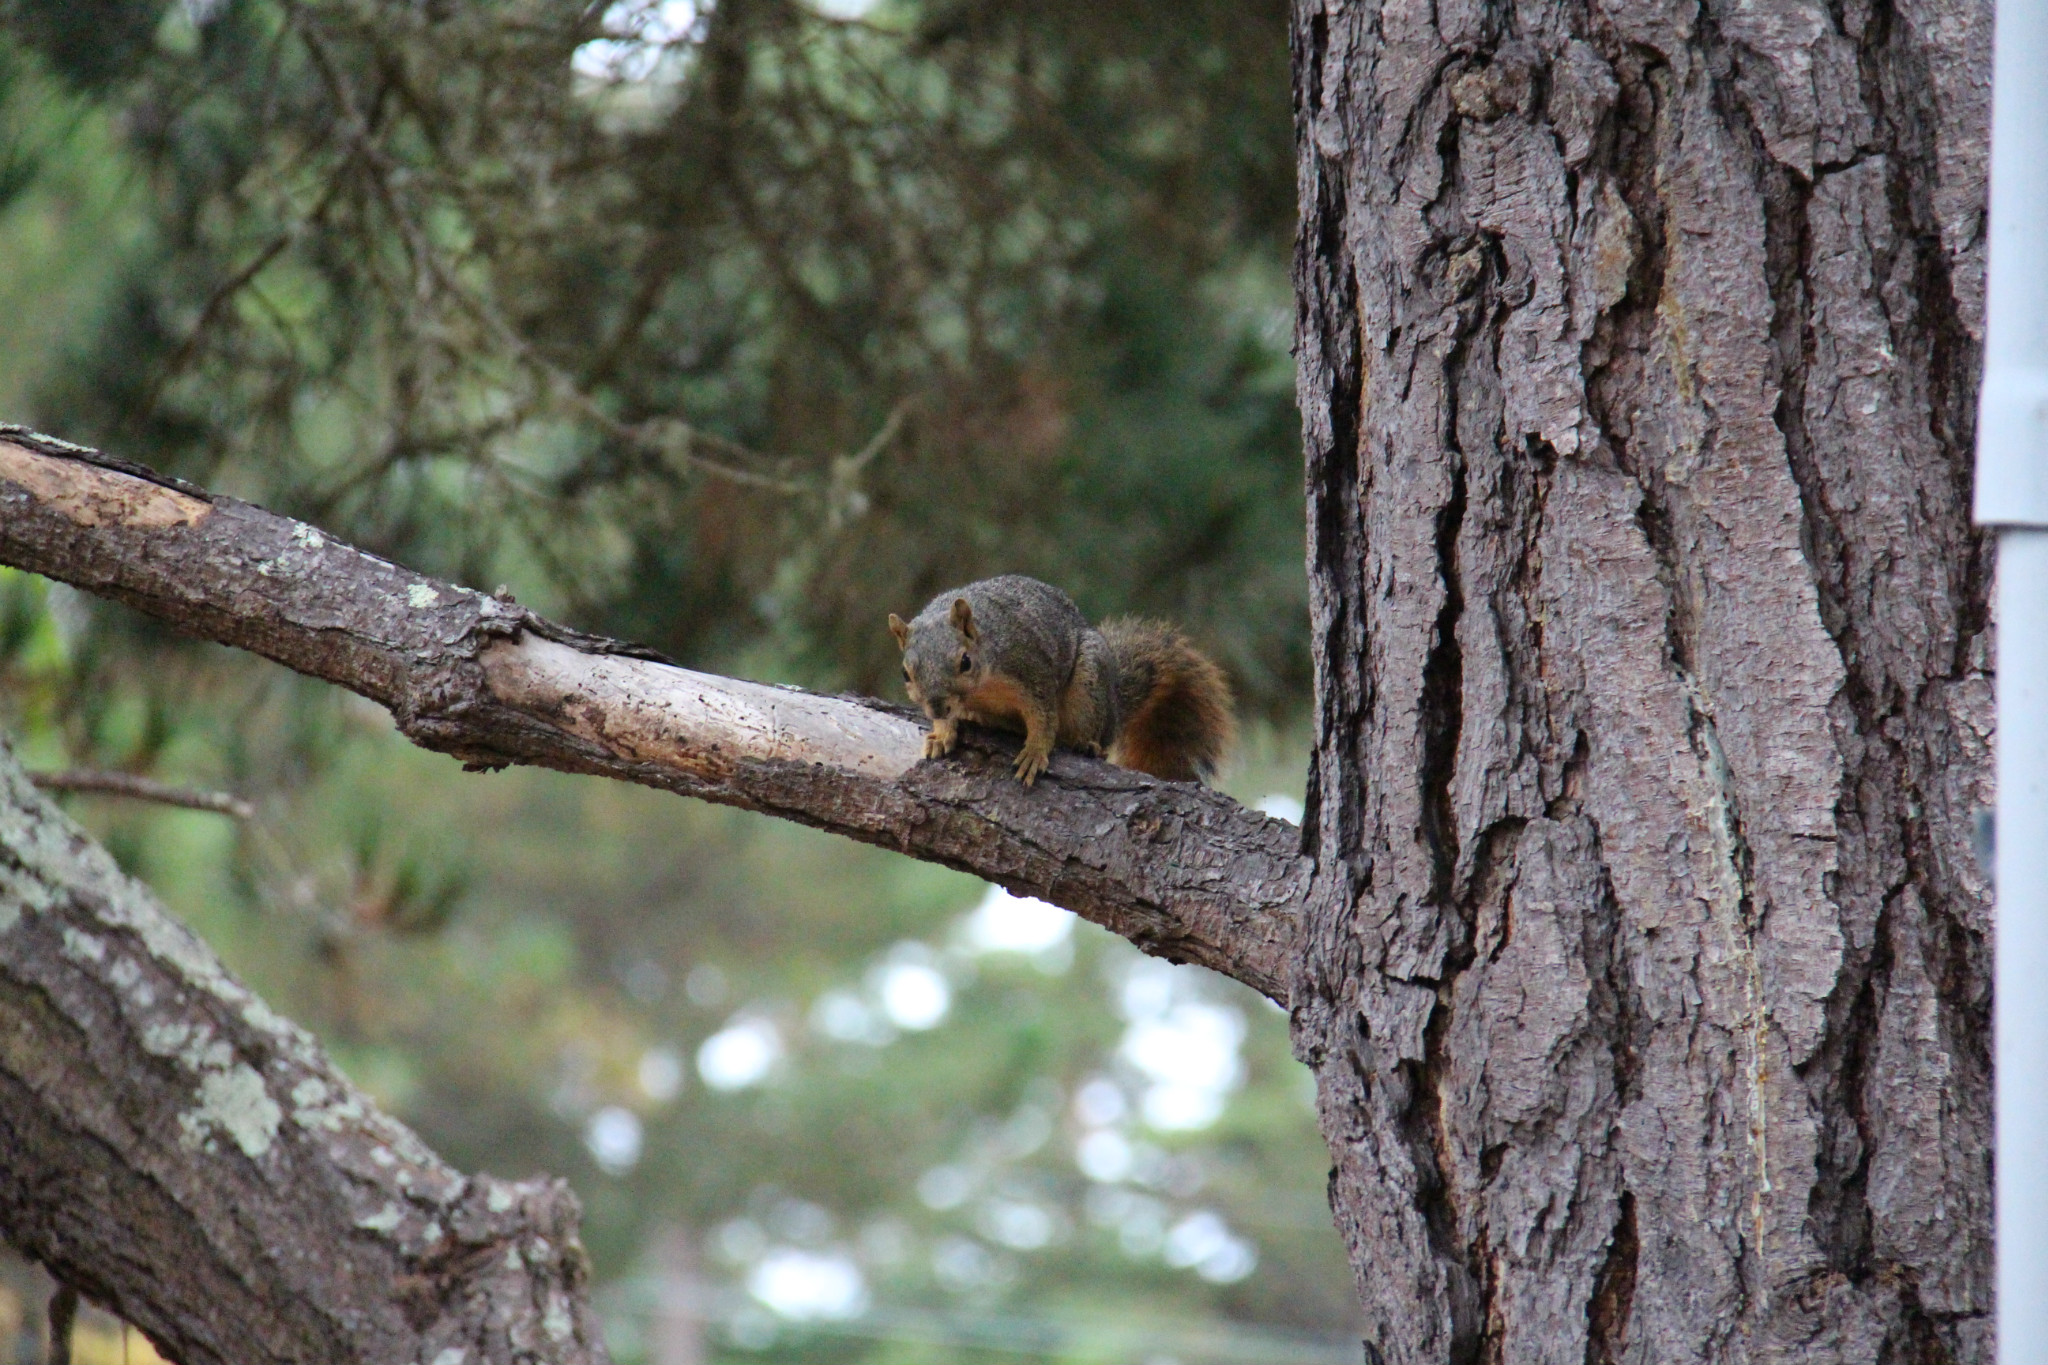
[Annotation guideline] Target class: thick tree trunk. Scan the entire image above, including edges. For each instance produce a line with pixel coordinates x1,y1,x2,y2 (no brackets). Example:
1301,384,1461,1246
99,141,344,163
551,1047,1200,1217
1289,0,1993,1360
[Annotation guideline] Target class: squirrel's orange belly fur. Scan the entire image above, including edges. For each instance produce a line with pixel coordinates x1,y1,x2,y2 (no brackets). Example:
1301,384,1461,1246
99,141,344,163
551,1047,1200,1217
959,675,1033,729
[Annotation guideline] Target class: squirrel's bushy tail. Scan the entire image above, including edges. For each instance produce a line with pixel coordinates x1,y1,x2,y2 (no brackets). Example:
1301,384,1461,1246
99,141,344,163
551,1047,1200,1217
1100,618,1237,783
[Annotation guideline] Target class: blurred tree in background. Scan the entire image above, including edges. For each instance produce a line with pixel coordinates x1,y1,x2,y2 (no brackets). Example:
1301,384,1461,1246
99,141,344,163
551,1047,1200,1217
0,0,1346,1360
4,0,1306,697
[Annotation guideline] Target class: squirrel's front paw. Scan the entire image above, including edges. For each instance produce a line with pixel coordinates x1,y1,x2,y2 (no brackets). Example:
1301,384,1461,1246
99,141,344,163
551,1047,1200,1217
1014,744,1050,787
924,720,958,760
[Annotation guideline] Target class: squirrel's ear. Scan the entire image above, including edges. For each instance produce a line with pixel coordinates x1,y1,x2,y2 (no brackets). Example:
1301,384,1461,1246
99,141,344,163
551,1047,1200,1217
950,597,977,641
887,613,910,649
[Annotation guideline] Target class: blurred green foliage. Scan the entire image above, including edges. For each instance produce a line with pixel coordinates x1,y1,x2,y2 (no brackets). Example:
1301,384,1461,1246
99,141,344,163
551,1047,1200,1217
6,0,1306,702
0,0,1350,1360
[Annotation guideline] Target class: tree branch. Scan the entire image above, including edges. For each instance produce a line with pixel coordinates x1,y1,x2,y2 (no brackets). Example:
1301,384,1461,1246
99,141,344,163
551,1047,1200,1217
0,735,608,1365
0,426,1304,1001
29,770,256,820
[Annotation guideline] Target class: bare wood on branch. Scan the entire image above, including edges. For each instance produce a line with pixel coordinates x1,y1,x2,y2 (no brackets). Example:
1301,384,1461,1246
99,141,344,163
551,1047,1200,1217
0,426,1304,1002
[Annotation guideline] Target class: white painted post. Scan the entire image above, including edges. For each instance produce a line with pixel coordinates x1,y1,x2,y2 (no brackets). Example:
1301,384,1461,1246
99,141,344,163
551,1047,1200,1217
1975,0,2048,1356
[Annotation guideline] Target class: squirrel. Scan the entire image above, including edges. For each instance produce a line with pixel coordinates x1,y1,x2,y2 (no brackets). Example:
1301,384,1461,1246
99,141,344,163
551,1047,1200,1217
887,574,1236,787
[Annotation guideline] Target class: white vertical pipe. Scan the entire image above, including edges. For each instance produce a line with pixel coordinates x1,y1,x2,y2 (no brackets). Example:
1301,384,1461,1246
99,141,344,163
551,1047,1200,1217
1999,535,2048,1359
1978,0,2048,1357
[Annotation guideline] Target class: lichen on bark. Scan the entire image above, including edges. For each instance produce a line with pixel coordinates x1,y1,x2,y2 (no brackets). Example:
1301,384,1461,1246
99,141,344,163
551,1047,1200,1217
0,734,611,1365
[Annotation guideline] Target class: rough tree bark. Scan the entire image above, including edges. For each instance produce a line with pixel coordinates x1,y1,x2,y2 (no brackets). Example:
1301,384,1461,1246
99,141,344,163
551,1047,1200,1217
1289,0,1993,1360
0,737,608,1365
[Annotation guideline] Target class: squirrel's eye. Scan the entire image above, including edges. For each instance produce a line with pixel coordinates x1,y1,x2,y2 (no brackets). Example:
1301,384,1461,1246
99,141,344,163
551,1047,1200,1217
957,654,973,674
903,664,912,682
